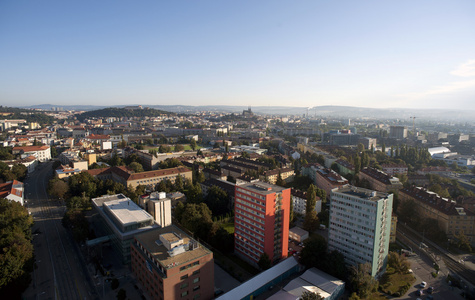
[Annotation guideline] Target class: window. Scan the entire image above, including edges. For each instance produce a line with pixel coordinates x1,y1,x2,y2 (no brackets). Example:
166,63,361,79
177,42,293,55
180,283,188,289
193,277,200,284
192,270,200,275
180,274,188,280
193,285,200,291
181,291,188,297
193,294,201,299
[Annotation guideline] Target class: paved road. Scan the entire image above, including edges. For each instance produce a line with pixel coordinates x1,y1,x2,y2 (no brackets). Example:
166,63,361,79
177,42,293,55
23,162,99,300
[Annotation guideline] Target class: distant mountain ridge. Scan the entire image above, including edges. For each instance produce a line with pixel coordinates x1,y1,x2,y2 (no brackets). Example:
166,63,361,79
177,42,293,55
18,104,474,121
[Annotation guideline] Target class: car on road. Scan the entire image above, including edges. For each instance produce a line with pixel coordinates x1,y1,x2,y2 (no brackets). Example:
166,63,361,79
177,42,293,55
420,281,427,288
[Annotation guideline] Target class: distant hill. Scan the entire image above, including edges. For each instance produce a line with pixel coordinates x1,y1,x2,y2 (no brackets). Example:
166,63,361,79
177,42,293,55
19,104,475,122
76,107,173,121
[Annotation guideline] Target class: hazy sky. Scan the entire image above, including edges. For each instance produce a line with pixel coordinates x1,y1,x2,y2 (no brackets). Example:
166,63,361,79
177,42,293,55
1,0,474,109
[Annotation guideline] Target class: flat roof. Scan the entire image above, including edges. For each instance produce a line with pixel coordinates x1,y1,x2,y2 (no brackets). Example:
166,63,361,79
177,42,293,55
103,198,153,226
135,226,212,269
237,181,287,195
216,257,299,300
92,194,153,226
332,185,388,201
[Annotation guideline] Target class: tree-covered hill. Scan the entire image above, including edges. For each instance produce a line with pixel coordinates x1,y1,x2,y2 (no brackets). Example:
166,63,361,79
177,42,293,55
0,106,56,126
76,107,174,121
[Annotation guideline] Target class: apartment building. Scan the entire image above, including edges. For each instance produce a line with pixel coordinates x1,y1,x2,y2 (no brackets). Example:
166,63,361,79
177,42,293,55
389,126,408,139
291,189,322,215
12,145,51,162
234,181,291,266
399,186,475,242
381,164,408,176
329,186,393,276
85,166,192,190
91,194,159,263
260,167,295,185
302,164,348,198
131,226,214,300
358,167,403,193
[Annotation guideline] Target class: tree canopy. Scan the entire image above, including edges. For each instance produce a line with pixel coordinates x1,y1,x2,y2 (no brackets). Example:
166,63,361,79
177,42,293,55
0,198,34,297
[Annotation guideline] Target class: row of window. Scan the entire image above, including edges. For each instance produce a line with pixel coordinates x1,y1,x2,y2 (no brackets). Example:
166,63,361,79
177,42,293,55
236,204,264,221
236,213,265,230
237,188,266,200
235,243,260,261
235,229,264,247
236,235,263,253
236,197,266,212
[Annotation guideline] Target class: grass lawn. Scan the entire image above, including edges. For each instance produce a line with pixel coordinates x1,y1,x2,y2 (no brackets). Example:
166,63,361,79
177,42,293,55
221,222,234,234
379,267,416,297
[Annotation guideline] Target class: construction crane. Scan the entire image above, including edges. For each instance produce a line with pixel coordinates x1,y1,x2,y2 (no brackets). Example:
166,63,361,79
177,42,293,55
410,116,416,136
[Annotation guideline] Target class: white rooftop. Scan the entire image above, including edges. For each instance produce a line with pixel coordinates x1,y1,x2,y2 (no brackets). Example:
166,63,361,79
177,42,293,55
284,277,331,298
103,198,153,226
216,257,299,300
428,146,451,156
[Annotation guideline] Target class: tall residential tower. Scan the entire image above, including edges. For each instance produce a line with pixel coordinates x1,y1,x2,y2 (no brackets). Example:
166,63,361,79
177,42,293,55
329,186,393,276
234,181,290,266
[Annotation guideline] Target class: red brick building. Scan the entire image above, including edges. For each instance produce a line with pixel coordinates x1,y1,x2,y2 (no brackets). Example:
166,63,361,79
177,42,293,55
234,181,290,266
131,226,214,300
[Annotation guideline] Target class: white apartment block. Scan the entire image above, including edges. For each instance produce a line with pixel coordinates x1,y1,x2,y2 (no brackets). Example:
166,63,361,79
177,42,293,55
12,145,51,162
329,186,393,277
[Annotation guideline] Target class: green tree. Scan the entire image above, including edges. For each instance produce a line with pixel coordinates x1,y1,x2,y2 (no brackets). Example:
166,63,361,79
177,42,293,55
189,139,197,151
174,144,184,152
185,183,203,204
455,232,472,252
0,198,34,296
62,209,89,242
48,178,69,199
349,263,378,299
301,291,324,300
68,172,98,198
387,251,410,274
174,175,184,191
300,235,327,269
11,164,27,181
204,186,229,216
128,161,144,173
303,211,319,232
257,253,271,270
110,151,123,166
354,155,361,175
322,250,348,280
306,185,316,214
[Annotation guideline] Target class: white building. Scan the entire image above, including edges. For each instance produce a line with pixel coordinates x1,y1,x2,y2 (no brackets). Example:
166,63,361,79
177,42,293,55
140,192,172,227
291,189,322,215
0,180,24,206
329,186,393,277
12,145,51,162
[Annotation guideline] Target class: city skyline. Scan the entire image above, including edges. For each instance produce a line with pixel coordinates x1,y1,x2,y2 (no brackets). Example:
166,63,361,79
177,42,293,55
1,0,475,109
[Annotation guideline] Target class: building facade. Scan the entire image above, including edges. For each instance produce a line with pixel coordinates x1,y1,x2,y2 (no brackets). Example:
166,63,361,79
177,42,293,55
234,181,290,266
398,186,475,242
131,226,214,300
12,145,51,162
329,186,393,276
91,194,159,263
389,126,408,139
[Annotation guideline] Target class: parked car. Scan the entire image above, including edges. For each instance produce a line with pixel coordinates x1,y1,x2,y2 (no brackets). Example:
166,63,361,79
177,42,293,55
417,289,423,296
427,286,434,294
420,281,427,288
